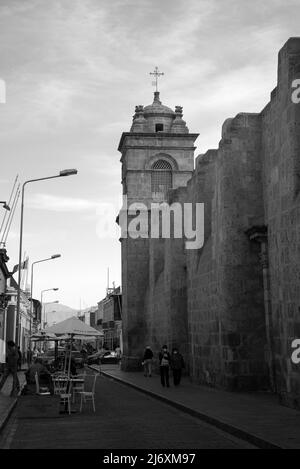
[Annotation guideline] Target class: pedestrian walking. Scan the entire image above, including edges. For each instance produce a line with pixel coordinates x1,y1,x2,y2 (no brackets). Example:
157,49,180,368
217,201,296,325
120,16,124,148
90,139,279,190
170,348,185,386
115,346,121,359
142,346,153,377
159,345,171,387
26,347,32,365
0,340,20,396
17,346,22,371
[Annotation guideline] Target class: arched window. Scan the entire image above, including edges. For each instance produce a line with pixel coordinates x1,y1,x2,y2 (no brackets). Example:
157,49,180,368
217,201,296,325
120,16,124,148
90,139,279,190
151,159,172,197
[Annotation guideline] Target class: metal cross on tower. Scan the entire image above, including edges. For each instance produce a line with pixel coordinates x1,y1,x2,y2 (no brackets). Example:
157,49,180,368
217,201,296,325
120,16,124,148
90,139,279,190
150,66,164,92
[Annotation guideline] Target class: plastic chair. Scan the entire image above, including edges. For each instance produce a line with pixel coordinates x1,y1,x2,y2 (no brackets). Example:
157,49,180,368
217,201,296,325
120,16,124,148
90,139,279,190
79,374,98,413
52,373,67,393
72,372,86,403
35,372,50,396
52,376,72,414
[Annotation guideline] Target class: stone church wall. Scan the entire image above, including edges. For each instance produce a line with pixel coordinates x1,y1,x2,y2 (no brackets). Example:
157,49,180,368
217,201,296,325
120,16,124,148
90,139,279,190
185,114,268,391
261,38,300,407
121,37,300,408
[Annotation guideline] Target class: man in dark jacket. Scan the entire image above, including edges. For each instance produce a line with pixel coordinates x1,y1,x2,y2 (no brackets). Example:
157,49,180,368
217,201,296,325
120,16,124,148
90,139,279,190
0,341,20,396
170,348,185,386
159,345,171,387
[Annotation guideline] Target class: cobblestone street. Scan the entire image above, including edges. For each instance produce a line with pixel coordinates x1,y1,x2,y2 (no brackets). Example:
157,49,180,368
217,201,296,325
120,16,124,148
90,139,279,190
0,372,254,449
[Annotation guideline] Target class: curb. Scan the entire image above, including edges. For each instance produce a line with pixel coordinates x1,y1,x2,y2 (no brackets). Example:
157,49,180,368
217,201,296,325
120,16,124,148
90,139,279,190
90,366,282,450
0,397,18,436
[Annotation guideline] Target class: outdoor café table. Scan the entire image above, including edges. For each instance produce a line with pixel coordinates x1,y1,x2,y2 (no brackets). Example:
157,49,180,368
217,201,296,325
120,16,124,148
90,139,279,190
52,376,84,391
51,376,84,413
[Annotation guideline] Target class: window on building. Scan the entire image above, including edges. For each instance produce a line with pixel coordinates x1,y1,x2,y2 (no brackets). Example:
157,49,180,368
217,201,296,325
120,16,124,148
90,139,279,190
151,159,172,197
155,123,164,132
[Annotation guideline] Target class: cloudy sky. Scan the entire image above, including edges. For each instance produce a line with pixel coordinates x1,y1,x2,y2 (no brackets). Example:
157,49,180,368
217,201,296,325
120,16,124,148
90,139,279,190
0,0,299,309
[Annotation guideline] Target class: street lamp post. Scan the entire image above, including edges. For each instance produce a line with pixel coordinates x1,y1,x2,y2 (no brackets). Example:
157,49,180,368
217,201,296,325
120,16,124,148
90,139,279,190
15,169,77,345
29,255,61,338
41,300,59,352
41,291,59,329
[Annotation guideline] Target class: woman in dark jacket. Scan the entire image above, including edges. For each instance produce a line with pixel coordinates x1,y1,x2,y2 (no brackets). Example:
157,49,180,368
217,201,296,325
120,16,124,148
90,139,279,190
159,345,171,387
170,348,185,386
143,346,153,377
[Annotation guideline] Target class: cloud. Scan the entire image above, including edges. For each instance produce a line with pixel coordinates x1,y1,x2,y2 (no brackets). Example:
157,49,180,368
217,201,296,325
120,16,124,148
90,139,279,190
1,0,297,139
80,153,120,177
27,193,101,212
27,193,121,213
32,79,77,123
1,0,300,308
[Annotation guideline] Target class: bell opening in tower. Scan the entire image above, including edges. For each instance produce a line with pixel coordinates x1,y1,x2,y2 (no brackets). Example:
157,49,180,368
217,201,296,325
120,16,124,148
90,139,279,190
151,159,172,198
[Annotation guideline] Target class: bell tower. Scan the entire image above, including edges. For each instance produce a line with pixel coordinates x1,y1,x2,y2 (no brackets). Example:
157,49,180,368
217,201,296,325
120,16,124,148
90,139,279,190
118,85,199,370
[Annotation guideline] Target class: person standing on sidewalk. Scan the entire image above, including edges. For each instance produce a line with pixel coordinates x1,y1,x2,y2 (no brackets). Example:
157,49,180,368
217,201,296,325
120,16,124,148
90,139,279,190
26,347,32,366
143,346,153,377
170,348,185,386
0,340,20,396
159,345,171,387
17,347,22,371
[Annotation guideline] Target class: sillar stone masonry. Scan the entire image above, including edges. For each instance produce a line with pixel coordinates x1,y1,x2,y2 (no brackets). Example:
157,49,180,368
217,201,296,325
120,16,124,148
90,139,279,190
118,38,300,410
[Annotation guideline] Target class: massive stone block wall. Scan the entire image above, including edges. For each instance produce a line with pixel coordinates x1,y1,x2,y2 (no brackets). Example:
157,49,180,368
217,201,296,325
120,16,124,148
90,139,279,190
185,114,268,391
144,189,189,365
182,38,300,400
261,38,300,407
185,150,220,384
121,235,149,370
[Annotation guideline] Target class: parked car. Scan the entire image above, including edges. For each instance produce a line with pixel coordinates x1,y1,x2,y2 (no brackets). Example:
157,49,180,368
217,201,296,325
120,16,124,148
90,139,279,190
102,351,117,358
101,351,118,364
87,351,101,365
87,350,118,365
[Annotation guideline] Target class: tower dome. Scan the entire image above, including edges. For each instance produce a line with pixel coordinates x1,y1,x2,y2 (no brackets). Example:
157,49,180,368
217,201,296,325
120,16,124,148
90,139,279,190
143,91,175,117
142,92,175,132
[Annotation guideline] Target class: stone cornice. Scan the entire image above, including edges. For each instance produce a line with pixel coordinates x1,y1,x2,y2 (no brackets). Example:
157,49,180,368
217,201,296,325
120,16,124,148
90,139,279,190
118,132,199,152
123,169,193,174
120,147,197,163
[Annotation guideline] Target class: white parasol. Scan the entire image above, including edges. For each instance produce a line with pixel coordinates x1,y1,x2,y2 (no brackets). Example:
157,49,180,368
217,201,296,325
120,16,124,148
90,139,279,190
30,330,58,341
45,317,102,376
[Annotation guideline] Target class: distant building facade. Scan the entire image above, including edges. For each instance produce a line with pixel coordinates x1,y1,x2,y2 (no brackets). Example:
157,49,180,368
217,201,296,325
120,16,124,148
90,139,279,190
95,299,104,331
101,287,122,350
0,249,10,365
78,306,98,327
7,277,32,356
0,249,41,364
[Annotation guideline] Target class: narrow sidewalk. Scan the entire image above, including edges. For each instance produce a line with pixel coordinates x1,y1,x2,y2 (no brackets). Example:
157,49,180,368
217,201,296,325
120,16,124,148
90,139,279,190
0,368,27,435
92,364,300,449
